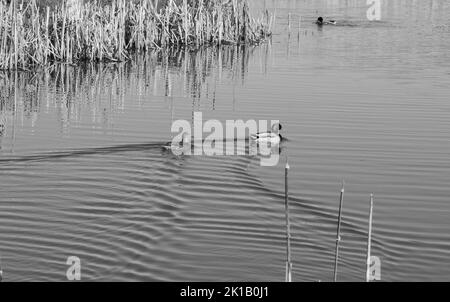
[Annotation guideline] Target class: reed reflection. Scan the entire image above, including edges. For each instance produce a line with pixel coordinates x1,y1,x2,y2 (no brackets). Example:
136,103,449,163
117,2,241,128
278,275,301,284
0,43,272,151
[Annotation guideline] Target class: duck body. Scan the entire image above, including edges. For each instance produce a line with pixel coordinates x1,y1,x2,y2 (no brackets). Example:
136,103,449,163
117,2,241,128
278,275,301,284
315,17,337,25
251,123,283,144
251,132,282,144
163,132,191,154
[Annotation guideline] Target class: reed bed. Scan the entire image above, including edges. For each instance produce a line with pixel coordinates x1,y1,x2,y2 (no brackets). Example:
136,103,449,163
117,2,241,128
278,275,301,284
0,0,273,70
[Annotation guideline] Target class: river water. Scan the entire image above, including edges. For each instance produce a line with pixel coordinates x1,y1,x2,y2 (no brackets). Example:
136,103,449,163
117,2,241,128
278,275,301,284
0,0,449,281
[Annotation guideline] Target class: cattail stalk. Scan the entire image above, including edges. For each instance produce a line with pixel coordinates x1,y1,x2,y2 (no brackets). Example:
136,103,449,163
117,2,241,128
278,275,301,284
285,161,292,282
333,181,345,282
366,194,374,282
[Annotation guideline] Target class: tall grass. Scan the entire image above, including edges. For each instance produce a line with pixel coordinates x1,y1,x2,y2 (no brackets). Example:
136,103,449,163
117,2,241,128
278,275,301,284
0,0,273,70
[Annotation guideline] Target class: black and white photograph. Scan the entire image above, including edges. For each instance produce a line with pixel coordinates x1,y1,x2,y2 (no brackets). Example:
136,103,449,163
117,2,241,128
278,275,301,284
0,0,449,287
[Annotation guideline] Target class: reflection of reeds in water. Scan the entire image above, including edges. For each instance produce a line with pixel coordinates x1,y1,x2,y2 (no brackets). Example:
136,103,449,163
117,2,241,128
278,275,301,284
0,0,273,70
0,43,270,131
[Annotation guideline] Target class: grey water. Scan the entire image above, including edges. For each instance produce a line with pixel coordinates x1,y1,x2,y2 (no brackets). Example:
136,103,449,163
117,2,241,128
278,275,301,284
1,0,450,281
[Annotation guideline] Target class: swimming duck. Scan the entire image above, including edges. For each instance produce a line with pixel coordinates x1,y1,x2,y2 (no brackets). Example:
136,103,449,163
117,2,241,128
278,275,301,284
251,123,283,144
163,132,191,154
315,17,336,25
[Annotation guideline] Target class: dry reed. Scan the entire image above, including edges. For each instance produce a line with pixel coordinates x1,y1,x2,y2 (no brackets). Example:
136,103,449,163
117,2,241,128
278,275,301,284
0,0,273,70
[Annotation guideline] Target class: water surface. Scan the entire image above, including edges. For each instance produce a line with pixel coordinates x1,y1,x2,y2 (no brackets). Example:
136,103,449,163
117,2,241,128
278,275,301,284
1,0,450,281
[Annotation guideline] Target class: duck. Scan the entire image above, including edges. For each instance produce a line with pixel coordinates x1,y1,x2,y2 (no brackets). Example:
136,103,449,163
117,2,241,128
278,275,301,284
315,17,336,25
251,123,283,144
163,132,191,153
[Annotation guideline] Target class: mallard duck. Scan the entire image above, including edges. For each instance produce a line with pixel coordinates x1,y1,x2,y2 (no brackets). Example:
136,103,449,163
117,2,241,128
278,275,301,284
163,132,191,153
315,17,336,25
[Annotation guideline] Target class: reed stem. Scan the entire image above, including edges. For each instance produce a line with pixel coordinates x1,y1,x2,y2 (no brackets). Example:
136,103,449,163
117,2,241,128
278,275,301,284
366,194,374,282
333,181,345,282
285,161,292,282
287,12,291,37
